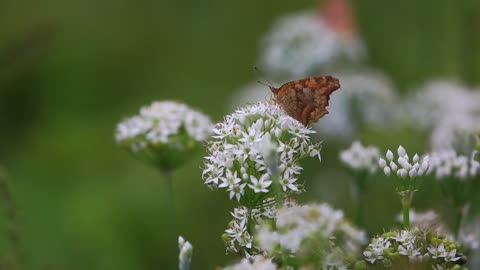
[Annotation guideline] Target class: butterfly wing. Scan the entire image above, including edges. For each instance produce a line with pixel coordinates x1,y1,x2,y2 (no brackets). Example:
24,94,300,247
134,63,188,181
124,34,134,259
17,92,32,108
276,76,340,126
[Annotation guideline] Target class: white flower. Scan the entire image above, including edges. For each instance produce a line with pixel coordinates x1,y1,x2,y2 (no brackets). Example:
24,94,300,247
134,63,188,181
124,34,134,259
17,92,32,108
444,249,461,262
402,80,480,151
392,230,415,245
398,243,421,258
203,102,322,202
458,219,480,251
363,228,466,268
279,177,299,192
428,149,479,180
427,243,447,259
260,11,365,77
340,141,380,173
224,207,254,253
248,175,272,193
256,203,366,266
363,237,390,264
115,101,212,156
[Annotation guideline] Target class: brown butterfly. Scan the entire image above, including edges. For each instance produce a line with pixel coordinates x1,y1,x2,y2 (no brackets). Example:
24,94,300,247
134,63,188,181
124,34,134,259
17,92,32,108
268,76,341,126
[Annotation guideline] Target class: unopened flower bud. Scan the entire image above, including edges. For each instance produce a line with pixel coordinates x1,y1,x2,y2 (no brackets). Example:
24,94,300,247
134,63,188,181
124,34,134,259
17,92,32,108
379,158,387,168
386,150,394,161
398,145,406,157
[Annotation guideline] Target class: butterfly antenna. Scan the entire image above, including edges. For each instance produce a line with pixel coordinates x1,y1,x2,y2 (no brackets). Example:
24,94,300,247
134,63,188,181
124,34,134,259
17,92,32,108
253,66,275,88
256,80,271,87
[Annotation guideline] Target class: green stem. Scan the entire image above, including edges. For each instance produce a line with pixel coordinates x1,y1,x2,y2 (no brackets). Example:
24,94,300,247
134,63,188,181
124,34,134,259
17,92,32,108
399,190,414,229
0,167,22,270
355,192,364,227
353,172,367,227
273,177,284,206
402,203,410,229
453,204,470,239
163,170,177,270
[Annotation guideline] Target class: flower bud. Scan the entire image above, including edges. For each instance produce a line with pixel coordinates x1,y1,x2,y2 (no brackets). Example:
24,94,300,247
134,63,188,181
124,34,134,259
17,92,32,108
379,158,387,168
386,150,394,161
384,166,391,176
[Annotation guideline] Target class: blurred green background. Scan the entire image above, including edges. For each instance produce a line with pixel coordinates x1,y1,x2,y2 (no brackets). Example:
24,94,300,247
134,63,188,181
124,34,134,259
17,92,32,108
1,0,479,269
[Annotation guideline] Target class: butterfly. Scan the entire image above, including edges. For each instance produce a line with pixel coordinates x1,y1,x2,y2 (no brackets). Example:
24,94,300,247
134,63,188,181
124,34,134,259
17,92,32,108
268,76,341,126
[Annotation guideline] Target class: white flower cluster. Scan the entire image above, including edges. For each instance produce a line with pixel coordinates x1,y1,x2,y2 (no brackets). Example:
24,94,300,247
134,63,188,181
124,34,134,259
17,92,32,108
260,11,365,77
115,101,212,152
363,228,464,269
223,255,277,270
223,203,275,254
379,146,429,192
403,80,480,151
178,236,193,270
255,203,366,269
340,141,380,173
428,150,480,180
459,219,480,251
203,102,322,202
314,71,398,138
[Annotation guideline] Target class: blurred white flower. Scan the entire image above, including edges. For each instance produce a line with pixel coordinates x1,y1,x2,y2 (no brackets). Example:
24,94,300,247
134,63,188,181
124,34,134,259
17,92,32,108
403,80,480,151
459,219,480,251
396,209,440,229
115,101,213,169
178,236,193,270
223,255,277,270
203,102,322,202
255,203,366,268
260,10,365,77
116,101,212,148
340,141,380,173
313,71,398,138
428,150,479,180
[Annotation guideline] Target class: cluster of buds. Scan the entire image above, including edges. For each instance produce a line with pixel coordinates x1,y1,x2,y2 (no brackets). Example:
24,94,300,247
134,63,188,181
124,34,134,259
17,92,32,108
379,146,430,192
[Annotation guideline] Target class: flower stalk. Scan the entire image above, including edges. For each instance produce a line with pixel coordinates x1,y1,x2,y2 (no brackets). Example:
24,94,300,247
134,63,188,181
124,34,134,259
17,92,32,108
340,141,380,226
163,170,178,270
399,190,415,228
